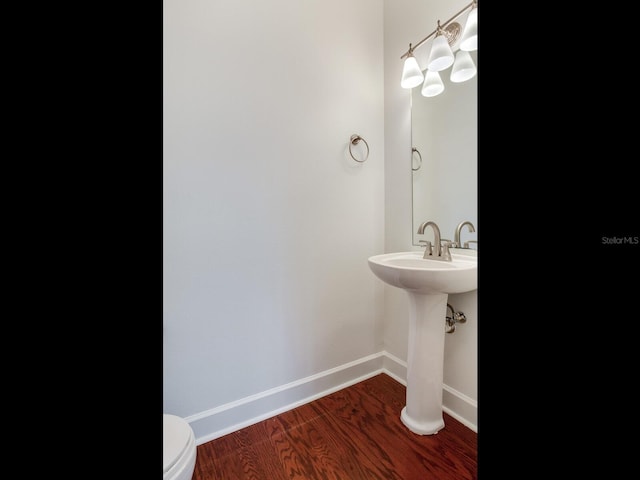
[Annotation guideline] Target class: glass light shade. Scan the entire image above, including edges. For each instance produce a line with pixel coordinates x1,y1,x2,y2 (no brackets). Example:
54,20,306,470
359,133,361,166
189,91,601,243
459,7,478,51
450,50,476,83
401,54,424,89
421,70,444,97
427,34,454,72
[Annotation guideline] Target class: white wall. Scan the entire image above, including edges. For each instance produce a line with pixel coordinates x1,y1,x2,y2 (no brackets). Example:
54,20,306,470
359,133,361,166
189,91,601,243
383,0,477,427
164,0,477,443
163,0,385,442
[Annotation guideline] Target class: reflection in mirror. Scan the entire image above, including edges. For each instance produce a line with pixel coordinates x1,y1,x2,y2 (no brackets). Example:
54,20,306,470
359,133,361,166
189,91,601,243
411,50,477,247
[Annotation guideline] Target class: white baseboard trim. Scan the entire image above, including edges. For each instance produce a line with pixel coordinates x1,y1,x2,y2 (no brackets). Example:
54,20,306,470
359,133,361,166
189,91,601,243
381,350,407,385
187,350,476,445
188,352,385,445
443,385,477,433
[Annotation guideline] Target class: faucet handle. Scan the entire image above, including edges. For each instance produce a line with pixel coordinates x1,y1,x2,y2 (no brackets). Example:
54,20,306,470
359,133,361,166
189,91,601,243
441,238,457,248
419,240,433,258
463,240,478,249
440,241,452,261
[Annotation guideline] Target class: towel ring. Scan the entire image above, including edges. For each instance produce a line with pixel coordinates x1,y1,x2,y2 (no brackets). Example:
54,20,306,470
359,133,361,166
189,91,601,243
412,147,422,171
349,134,369,163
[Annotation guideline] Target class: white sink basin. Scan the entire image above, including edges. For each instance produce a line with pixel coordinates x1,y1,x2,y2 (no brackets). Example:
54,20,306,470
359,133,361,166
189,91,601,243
368,251,477,294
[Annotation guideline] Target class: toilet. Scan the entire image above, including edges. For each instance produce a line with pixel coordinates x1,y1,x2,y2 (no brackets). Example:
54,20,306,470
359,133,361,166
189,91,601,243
163,414,197,480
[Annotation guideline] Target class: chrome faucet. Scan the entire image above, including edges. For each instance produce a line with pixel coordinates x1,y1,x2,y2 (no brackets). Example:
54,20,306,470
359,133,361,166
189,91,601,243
417,221,451,261
454,221,476,249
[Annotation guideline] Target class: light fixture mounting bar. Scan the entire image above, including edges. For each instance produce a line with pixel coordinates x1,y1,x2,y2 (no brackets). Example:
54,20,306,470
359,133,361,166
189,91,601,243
400,1,476,60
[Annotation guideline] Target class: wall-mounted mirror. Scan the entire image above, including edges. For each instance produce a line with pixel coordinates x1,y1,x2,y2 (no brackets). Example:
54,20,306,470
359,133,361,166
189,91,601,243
411,50,477,247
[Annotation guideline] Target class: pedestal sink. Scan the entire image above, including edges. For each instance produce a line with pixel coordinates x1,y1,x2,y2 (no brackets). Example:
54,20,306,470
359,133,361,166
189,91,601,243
368,250,477,435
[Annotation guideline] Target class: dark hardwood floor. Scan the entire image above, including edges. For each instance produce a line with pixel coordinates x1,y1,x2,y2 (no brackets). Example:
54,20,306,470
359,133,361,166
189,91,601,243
193,373,477,479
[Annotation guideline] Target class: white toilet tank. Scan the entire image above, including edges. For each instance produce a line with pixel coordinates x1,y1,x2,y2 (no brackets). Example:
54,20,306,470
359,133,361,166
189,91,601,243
163,414,196,480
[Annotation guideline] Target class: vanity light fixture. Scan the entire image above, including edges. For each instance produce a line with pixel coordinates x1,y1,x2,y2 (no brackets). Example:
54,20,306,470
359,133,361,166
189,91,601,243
400,1,478,95
421,70,445,97
400,44,424,89
459,1,478,52
450,50,476,83
427,21,455,72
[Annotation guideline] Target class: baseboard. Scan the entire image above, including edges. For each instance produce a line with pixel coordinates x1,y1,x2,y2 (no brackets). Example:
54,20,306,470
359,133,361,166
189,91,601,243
188,352,385,445
442,384,477,432
381,350,407,385
187,350,476,445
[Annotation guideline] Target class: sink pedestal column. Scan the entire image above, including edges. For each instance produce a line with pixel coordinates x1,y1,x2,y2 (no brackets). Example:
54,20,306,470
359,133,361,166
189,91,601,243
400,291,448,435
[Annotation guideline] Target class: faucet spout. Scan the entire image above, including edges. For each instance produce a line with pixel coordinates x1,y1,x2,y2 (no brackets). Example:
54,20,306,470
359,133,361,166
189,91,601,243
454,221,476,248
417,221,442,259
